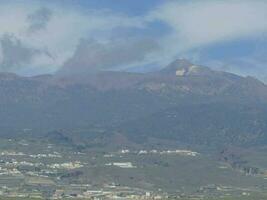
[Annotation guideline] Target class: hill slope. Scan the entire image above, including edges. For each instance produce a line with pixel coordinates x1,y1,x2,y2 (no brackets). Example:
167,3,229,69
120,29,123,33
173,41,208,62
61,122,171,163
0,59,267,148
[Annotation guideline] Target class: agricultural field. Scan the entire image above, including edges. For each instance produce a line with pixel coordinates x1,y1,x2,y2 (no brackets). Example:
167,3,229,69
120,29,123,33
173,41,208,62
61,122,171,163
0,138,266,199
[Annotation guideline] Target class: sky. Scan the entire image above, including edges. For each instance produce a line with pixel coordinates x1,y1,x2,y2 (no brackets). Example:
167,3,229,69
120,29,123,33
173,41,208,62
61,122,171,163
0,0,266,81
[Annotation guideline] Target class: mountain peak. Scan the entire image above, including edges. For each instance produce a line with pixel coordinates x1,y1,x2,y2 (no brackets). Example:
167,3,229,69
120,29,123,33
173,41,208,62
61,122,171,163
160,59,213,77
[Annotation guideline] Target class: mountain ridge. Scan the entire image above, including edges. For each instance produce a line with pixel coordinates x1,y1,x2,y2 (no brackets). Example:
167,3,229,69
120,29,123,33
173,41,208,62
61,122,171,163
0,59,267,149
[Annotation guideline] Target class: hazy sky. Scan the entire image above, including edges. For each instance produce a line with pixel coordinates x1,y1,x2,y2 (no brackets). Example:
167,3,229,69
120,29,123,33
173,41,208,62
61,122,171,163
0,0,266,81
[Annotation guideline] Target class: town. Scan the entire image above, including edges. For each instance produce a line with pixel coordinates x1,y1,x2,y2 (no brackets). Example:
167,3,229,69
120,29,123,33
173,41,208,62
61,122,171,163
0,138,266,199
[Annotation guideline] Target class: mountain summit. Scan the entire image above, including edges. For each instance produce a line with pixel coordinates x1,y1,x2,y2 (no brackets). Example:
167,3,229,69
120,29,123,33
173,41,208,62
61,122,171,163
159,59,213,76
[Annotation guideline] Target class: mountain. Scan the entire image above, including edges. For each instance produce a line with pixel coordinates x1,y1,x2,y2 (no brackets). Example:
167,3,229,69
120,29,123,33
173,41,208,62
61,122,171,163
158,59,213,76
1,59,267,149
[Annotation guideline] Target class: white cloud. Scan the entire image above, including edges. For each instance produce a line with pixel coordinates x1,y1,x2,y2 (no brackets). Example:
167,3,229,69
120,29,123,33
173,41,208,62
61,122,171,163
149,0,267,52
0,1,144,75
57,38,159,76
27,7,53,33
0,1,266,76
0,34,45,72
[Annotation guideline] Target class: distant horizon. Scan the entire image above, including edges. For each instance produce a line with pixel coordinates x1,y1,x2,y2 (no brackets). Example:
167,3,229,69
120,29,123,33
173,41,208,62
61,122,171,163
2,57,266,85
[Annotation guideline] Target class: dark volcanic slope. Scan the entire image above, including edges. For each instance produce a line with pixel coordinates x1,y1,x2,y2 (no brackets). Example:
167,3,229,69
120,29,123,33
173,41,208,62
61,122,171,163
1,59,267,147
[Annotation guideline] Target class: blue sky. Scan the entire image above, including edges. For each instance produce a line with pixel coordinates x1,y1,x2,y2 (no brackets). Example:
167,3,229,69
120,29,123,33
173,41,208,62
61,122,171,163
68,0,164,16
0,0,266,81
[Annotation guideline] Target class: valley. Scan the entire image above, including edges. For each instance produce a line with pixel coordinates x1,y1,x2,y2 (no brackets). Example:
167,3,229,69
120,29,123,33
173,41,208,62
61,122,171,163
0,137,266,199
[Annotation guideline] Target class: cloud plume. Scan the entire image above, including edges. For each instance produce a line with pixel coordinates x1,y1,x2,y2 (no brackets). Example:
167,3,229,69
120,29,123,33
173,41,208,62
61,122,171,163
58,38,159,76
0,34,39,71
27,7,53,33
